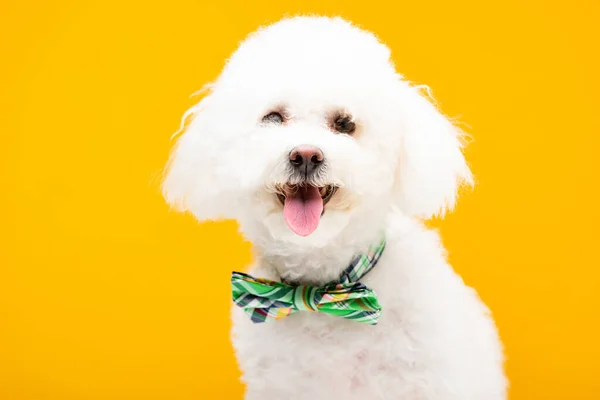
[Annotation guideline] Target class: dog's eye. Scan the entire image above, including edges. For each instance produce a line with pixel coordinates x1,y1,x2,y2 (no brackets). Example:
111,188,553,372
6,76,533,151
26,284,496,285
262,112,284,125
332,115,356,134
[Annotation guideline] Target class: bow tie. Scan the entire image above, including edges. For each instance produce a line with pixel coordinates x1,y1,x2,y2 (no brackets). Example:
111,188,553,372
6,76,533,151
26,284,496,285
231,239,386,325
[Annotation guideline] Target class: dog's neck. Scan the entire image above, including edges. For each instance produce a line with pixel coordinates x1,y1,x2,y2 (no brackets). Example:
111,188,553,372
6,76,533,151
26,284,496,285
254,227,384,287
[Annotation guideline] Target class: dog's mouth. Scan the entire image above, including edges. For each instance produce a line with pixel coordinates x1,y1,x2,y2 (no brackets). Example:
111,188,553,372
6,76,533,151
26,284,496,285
276,184,338,237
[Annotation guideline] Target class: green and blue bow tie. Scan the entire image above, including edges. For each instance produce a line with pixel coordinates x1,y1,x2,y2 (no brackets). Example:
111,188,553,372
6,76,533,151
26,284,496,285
231,240,386,325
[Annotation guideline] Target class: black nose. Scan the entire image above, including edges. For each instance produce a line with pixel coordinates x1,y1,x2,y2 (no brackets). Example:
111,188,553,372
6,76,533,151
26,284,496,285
289,145,324,175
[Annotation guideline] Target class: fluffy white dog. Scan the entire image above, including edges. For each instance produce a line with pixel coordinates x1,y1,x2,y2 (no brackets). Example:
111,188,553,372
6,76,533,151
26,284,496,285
163,16,507,400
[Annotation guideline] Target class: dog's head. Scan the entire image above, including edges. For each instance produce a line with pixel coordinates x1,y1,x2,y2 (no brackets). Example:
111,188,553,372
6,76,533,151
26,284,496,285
163,16,472,248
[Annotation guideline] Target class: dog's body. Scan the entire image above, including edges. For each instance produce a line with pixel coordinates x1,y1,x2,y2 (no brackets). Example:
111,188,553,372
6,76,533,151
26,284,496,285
163,16,507,400
233,211,506,400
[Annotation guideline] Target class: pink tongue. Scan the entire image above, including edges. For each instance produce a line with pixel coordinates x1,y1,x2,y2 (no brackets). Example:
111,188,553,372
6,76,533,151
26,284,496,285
283,186,324,237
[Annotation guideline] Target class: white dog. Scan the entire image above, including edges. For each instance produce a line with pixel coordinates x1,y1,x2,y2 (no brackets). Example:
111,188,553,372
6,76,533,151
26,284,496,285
163,16,507,400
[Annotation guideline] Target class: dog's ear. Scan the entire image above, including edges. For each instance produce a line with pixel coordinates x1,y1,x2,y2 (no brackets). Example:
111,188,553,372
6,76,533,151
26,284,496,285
393,85,473,219
162,89,235,221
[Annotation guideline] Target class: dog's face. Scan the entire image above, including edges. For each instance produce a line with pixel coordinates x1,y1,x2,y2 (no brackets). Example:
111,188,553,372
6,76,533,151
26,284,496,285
163,17,472,247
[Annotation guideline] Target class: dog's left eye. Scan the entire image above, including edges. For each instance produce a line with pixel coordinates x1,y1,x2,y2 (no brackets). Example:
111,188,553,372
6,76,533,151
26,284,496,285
262,112,284,125
332,115,356,134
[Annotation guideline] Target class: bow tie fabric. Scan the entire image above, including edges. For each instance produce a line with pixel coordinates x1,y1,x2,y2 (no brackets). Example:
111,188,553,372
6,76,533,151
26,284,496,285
231,239,386,325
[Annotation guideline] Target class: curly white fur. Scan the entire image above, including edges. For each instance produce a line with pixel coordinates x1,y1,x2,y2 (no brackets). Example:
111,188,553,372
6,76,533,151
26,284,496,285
163,16,507,400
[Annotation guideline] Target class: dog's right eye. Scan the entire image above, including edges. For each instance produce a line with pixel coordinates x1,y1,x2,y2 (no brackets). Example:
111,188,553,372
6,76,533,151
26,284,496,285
262,112,284,125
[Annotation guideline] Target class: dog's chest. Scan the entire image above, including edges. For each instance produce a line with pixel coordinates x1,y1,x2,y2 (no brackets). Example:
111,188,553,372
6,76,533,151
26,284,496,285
231,248,422,397
232,304,412,397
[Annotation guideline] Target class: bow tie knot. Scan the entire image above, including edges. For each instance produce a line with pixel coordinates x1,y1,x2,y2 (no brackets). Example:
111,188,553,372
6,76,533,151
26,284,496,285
292,286,320,312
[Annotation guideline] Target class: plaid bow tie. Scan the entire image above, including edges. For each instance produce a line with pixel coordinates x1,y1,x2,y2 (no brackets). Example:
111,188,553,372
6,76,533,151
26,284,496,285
231,240,385,325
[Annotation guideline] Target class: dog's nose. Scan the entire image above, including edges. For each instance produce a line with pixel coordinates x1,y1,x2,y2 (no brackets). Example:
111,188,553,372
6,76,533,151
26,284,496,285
289,145,324,175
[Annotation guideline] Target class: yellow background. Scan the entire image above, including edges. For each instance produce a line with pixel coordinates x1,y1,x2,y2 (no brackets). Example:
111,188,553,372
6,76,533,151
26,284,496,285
2,0,599,399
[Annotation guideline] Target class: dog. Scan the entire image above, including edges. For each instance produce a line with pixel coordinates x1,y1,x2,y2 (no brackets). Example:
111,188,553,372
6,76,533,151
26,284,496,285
162,16,507,400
